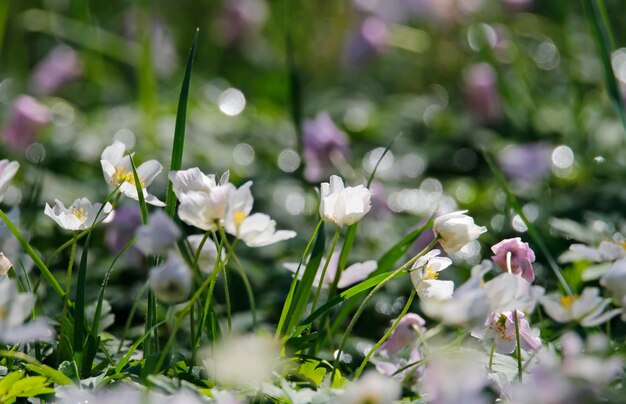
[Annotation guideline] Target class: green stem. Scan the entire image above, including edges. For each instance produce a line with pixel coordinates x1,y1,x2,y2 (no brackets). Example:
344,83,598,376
513,310,523,381
354,289,415,380
332,237,439,379
46,229,90,267
311,228,341,313
489,340,496,370
221,264,232,333
63,232,79,316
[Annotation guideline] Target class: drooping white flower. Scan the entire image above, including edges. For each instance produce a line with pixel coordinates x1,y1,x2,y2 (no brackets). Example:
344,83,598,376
149,253,192,303
284,252,377,289
0,279,54,343
0,160,19,202
169,168,233,231
187,234,219,274
101,140,165,206
341,370,401,404
202,334,281,389
409,249,454,300
319,175,372,227
540,287,621,327
433,210,487,253
44,198,113,231
0,252,11,276
135,210,181,256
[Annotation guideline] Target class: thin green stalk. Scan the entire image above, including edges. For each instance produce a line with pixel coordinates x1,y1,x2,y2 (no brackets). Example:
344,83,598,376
0,209,64,298
62,232,79,316
354,289,416,380
117,282,149,354
332,237,439,378
221,264,232,333
489,340,496,370
46,229,89,267
513,310,523,381
311,228,341,313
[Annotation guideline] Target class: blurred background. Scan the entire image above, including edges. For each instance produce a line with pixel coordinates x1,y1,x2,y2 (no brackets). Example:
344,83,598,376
1,0,626,348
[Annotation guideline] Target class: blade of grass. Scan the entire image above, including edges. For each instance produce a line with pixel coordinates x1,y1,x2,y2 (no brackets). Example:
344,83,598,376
114,321,166,375
165,29,199,218
582,0,626,133
483,151,572,295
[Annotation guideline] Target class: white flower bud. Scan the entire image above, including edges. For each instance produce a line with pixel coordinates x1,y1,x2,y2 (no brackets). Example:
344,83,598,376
0,253,12,276
433,210,487,253
319,175,372,227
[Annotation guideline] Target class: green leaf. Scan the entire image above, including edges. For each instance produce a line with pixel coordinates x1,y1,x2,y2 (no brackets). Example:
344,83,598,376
114,321,165,374
165,29,199,218
298,360,327,386
23,364,73,385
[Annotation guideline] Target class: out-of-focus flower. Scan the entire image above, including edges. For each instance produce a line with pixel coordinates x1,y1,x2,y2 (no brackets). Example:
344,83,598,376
101,140,165,206
0,279,54,343
301,112,349,182
559,332,623,385
44,198,113,231
498,143,551,187
135,211,181,256
472,310,542,354
483,272,544,314
284,252,377,289
202,334,280,389
212,0,268,45
0,252,11,276
56,385,206,404
169,168,232,231
463,63,502,124
188,235,220,274
149,254,192,303
105,204,143,267
502,0,533,12
0,160,19,202
380,313,426,356
540,287,621,327
565,240,625,263
433,210,486,253
320,175,372,227
2,96,50,151
409,249,454,300
376,347,423,386
600,259,626,319
30,44,83,95
341,371,401,404
343,17,388,68
421,353,490,404
421,278,490,328
491,237,535,282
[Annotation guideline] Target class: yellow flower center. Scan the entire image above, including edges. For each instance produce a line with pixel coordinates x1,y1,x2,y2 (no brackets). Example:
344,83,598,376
560,294,578,310
113,166,144,187
233,210,247,227
0,307,6,320
72,207,87,221
423,265,439,280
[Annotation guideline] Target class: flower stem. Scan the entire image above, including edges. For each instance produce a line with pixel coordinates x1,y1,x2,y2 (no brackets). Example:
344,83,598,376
513,310,523,381
489,340,496,370
354,288,416,380
311,228,341,314
62,232,79,316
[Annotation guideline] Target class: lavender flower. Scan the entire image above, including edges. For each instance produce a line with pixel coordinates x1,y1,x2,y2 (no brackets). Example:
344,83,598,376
380,313,426,356
463,63,502,124
302,112,349,182
3,96,50,151
491,237,536,282
30,45,82,95
342,17,388,69
498,143,552,186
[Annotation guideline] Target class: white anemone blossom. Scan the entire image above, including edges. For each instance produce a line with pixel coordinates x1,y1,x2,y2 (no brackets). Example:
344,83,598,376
187,235,220,274
284,252,377,289
149,253,192,304
409,249,454,300
0,159,19,202
44,198,113,231
169,168,232,231
433,210,487,253
101,140,165,206
135,210,181,256
0,252,12,276
0,279,54,343
319,175,372,227
540,287,621,327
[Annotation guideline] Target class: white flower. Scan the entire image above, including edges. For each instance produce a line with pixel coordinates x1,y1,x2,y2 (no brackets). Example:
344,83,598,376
410,249,454,300
224,181,295,247
284,252,377,289
135,210,181,255
101,140,165,206
600,259,626,310
187,235,220,274
341,371,401,404
169,168,232,231
0,279,54,343
149,253,192,303
0,253,11,276
540,287,621,327
319,175,372,226
0,160,19,202
433,210,487,253
44,198,113,231
483,272,544,314
202,334,281,389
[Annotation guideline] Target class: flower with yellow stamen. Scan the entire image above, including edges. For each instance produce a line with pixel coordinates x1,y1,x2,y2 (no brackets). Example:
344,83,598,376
410,249,454,300
45,197,113,231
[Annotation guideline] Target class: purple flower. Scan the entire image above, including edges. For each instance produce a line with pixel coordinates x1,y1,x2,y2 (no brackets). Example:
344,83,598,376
30,45,82,95
498,143,551,186
3,96,50,151
342,17,388,69
302,112,349,182
491,237,536,283
463,63,502,124
105,205,143,268
380,313,426,356
471,310,542,354
212,0,268,45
